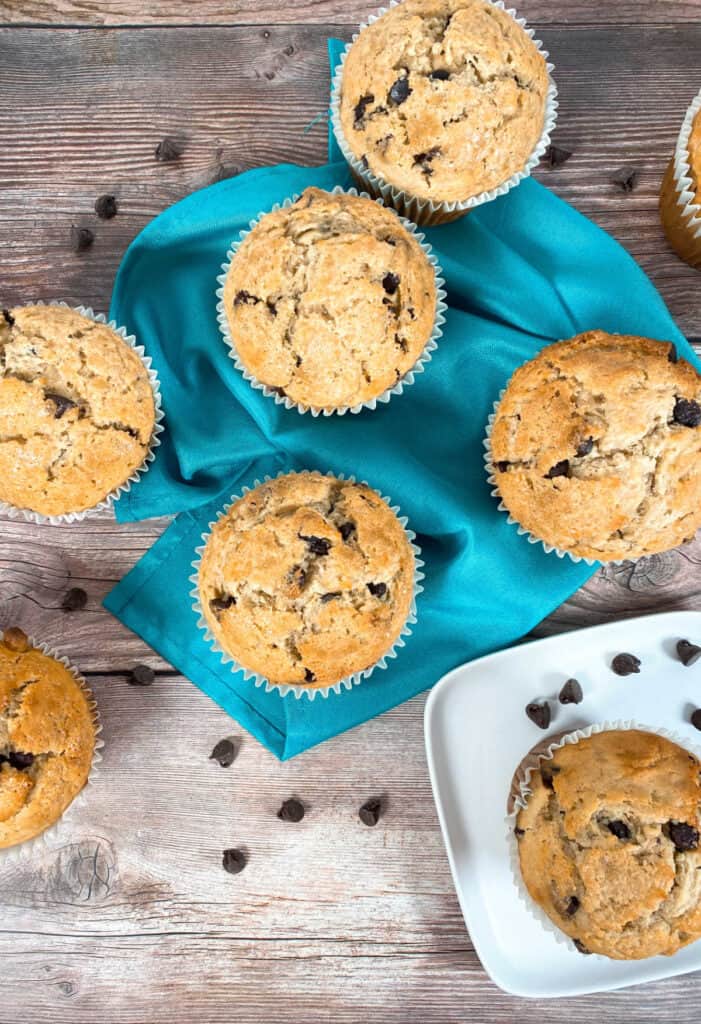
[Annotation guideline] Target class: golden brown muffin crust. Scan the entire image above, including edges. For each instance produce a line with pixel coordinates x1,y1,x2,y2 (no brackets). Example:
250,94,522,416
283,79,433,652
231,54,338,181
339,0,549,203
0,305,156,517
516,730,701,960
222,187,437,410
0,628,95,849
689,107,701,206
198,472,415,688
490,331,701,561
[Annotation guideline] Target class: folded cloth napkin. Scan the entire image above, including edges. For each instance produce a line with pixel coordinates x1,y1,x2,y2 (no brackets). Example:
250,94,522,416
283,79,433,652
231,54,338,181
104,40,694,759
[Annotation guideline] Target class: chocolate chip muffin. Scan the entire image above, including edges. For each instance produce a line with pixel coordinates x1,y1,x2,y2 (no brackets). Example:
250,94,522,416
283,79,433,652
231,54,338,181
220,187,438,411
660,89,701,269
337,0,550,208
515,729,701,960
197,471,415,689
0,305,156,517
489,331,701,561
0,627,96,849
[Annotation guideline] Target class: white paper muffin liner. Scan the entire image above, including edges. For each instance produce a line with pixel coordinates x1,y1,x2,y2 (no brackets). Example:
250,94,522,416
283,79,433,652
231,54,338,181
668,88,701,260
189,469,424,700
506,721,701,959
330,0,559,227
0,300,164,525
215,185,447,416
0,634,103,863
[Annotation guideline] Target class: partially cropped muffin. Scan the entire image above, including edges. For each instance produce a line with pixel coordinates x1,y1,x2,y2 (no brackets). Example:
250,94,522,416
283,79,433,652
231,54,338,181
0,305,156,517
490,331,701,561
660,88,701,269
515,729,701,960
197,471,415,689
0,627,96,849
221,187,438,411
337,0,550,207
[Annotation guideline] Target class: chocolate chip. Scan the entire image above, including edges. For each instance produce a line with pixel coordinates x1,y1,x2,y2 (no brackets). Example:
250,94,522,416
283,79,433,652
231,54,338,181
234,290,261,306
129,664,154,687
544,144,573,168
61,587,87,612
2,309,14,326
359,798,382,826
339,522,356,542
45,393,77,419
8,751,34,770
289,564,307,589
692,709,701,731
266,299,277,316
222,848,246,874
299,534,331,556
668,344,679,364
304,668,316,683
673,397,701,428
526,702,551,730
388,76,411,105
558,678,583,705
413,147,441,174
544,460,570,479
395,333,408,353
573,939,591,955
496,461,510,473
514,826,525,837
540,763,560,789
70,225,94,253
209,738,236,767
611,165,640,192
565,896,580,916
382,272,400,295
367,581,387,598
668,821,699,851
155,136,184,162
575,437,594,457
321,592,341,604
210,593,236,616
611,652,641,676
677,639,701,667
429,68,451,80
359,154,369,170
353,93,374,128
277,798,305,823
407,306,415,319
94,194,117,220
607,820,631,840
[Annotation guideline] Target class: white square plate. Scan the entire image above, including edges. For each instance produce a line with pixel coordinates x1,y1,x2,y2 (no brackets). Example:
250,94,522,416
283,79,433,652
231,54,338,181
424,609,701,998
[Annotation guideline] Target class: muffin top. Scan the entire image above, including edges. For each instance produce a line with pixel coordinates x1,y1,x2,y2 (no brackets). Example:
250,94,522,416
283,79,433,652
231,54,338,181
338,0,549,203
688,107,701,206
198,472,415,688
515,730,701,960
0,627,95,849
490,331,701,561
222,187,437,410
0,305,155,517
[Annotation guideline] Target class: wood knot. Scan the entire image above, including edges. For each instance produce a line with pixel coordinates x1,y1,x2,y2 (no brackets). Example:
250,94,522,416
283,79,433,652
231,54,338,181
48,838,115,903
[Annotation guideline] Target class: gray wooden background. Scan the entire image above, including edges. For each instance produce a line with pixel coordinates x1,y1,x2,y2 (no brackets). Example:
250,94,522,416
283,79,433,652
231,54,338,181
0,1,700,1021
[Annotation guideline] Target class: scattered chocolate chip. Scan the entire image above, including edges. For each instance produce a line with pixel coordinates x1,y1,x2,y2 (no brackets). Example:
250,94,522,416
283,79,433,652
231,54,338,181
611,165,639,193
353,93,375,128
565,896,580,916
299,534,331,556
544,460,570,479
526,701,551,730
668,344,679,364
3,627,28,652
70,225,94,253
496,461,510,473
234,290,261,306
692,709,701,731
544,144,573,168
61,587,87,612
8,751,34,770
359,798,382,826
677,639,701,667
540,763,560,789
321,592,341,604
129,664,154,687
382,272,400,295
367,581,387,598
210,594,236,616
607,819,631,840
304,668,316,683
339,522,356,542
573,939,591,955
558,678,583,705
388,76,411,105
277,798,305,823
222,848,246,874
429,68,451,80
611,653,641,676
668,821,699,851
2,309,15,326
94,194,118,220
45,392,77,419
575,437,594,457
673,397,701,428
209,738,237,767
155,136,184,162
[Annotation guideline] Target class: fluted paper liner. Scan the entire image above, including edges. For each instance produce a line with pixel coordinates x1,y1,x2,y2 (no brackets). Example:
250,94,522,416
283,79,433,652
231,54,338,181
0,301,164,525
189,469,424,700
330,0,559,227
216,185,447,416
662,88,701,267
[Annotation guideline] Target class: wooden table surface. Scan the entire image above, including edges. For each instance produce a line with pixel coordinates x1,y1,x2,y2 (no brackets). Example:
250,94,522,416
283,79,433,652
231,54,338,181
1,1,701,1020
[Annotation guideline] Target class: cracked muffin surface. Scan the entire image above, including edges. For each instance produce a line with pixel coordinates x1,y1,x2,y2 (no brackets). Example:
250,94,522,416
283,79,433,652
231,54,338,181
198,471,415,688
338,0,549,204
0,627,95,849
222,187,437,410
490,331,701,561
0,305,156,516
515,730,701,960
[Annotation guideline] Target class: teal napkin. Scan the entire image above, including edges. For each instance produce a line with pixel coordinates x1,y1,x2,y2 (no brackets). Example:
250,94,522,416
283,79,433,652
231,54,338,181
104,41,693,759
